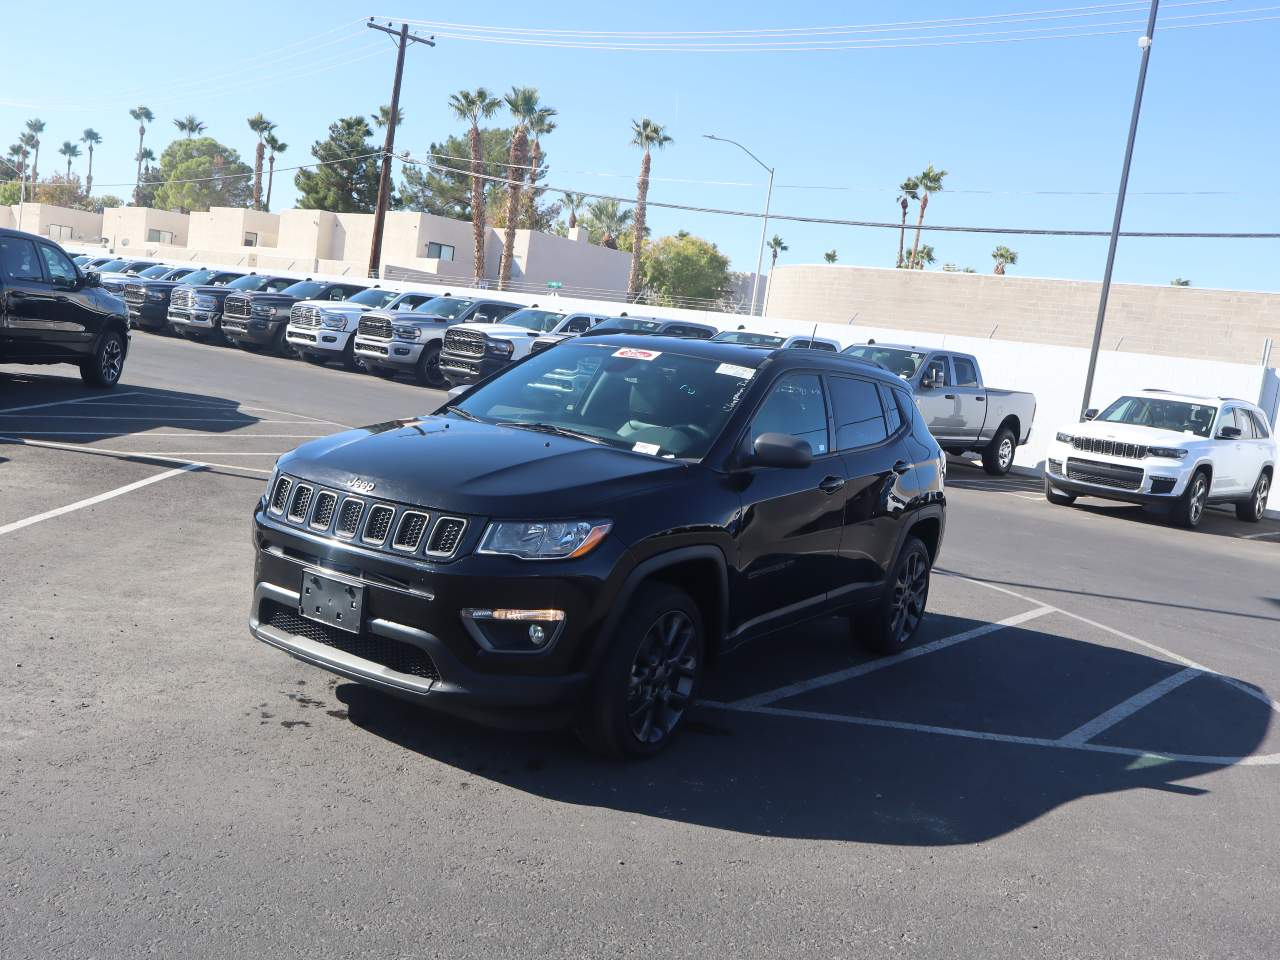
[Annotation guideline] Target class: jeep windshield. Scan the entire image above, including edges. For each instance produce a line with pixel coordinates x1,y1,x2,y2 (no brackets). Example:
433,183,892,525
842,345,928,379
501,308,568,332
446,341,758,460
411,298,472,319
1097,396,1218,438
347,288,398,308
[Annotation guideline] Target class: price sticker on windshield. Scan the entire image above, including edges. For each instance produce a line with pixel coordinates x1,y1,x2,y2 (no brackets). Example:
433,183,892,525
716,362,755,380
613,347,661,361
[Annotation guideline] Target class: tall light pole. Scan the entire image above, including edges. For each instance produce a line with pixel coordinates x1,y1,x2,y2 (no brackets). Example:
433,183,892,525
704,134,774,316
1080,0,1160,417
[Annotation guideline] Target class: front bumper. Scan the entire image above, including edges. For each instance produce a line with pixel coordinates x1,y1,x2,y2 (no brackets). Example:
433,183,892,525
128,300,169,328
354,335,422,368
223,315,282,345
287,325,351,354
167,306,222,332
439,352,508,386
1044,442,1192,503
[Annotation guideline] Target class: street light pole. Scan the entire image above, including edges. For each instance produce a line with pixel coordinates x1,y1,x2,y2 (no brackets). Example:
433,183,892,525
704,134,773,316
1080,0,1160,417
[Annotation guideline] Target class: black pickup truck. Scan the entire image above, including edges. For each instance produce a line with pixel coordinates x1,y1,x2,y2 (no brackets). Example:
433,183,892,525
123,267,244,333
0,228,130,387
167,273,297,341
221,278,366,354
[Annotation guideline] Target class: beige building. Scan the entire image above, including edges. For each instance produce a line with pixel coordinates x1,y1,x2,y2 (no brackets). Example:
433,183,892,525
103,206,190,251
765,263,1280,365
4,202,104,243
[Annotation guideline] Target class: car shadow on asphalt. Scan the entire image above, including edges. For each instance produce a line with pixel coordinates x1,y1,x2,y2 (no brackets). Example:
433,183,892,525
330,617,1274,846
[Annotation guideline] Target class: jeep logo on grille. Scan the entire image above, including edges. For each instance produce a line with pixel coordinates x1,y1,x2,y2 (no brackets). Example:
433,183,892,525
346,477,376,493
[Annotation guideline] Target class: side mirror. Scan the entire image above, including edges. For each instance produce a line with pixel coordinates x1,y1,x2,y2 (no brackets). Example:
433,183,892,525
747,432,813,469
1218,425,1242,439
1083,408,1098,421
84,271,101,288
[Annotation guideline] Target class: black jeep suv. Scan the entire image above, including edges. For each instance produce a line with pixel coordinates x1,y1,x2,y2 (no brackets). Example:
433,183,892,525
222,278,366,354
0,228,130,387
249,336,945,755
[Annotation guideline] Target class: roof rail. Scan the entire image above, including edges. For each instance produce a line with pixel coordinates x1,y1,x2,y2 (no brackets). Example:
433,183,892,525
1142,387,1172,392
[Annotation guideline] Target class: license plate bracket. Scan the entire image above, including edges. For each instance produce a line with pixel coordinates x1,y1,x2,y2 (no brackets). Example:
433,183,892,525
299,569,364,634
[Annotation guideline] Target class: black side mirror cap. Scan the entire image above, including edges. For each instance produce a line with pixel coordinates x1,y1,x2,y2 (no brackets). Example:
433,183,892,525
84,271,101,288
746,432,814,469
1083,408,1099,421
1218,426,1242,439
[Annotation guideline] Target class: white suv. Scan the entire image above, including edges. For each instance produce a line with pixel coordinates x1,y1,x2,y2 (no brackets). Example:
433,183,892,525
1045,390,1275,527
286,288,434,370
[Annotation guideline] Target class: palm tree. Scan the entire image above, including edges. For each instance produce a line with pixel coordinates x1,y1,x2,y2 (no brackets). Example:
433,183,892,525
991,245,1018,275
136,147,156,172
905,243,936,269
81,129,102,196
767,234,788,272
896,178,918,267
824,249,838,264
17,132,36,197
448,88,503,286
58,141,81,179
497,86,545,289
129,105,154,204
172,115,206,139
263,132,287,212
522,108,557,228
246,113,275,211
627,118,673,300
906,165,947,269
24,118,45,195
6,144,26,197
562,191,586,229
583,198,633,246
373,104,405,131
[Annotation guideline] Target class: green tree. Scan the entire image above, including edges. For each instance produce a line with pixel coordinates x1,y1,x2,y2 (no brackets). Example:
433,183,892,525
640,231,731,305
58,141,81,179
294,117,380,213
497,87,547,289
904,165,946,269
149,137,252,213
627,118,673,300
399,128,510,220
896,179,917,267
582,198,633,246
1171,277,1191,286
246,112,274,210
562,191,586,229
25,118,45,196
903,243,935,269
80,128,102,196
447,89,503,285
992,245,1018,275
767,234,788,272
128,105,154,204
0,181,21,205
373,104,404,131
173,115,206,138
522,108,557,228
263,132,286,211
824,249,838,263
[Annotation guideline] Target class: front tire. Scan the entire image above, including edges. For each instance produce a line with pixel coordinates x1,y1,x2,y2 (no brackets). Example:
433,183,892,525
341,338,365,372
577,584,704,759
1044,476,1076,506
1172,469,1210,529
415,343,446,388
80,330,125,388
1236,471,1271,522
982,427,1017,476
857,536,931,654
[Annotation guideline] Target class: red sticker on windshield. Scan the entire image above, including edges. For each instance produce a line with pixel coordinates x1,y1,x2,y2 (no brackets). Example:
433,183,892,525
613,347,661,360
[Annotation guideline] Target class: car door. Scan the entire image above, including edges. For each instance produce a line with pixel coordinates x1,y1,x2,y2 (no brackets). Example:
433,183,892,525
950,355,986,444
37,241,100,352
734,372,846,634
1233,408,1267,491
1211,406,1248,495
826,374,915,594
913,354,965,440
0,234,62,359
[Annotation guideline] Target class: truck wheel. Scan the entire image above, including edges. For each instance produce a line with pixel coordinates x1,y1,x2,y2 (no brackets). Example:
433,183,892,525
79,330,125,389
341,338,366,372
981,427,1017,476
856,536,931,655
1171,469,1210,529
271,324,294,358
1235,471,1270,522
1044,476,1076,506
415,343,446,388
576,583,704,759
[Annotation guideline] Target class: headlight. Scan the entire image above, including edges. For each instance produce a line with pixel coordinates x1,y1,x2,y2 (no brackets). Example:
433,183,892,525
251,303,272,316
1055,432,1074,443
478,519,612,560
1149,446,1189,460
321,311,348,331
194,295,216,309
146,289,165,300
393,324,421,341
489,339,514,356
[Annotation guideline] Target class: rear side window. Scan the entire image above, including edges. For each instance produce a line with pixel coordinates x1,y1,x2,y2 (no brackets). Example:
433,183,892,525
829,375,888,450
1232,408,1257,439
0,237,44,282
953,357,979,387
1247,410,1271,439
879,384,906,434
751,374,829,455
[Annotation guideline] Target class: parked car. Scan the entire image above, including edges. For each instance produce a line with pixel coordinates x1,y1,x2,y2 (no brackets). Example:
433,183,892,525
579,316,719,340
1045,390,1276,527
76,255,115,270
353,296,521,387
287,287,435,370
123,267,243,332
843,343,1036,476
712,328,841,351
221,278,367,354
438,309,610,387
0,228,130,387
94,258,160,294
249,335,945,755
168,273,297,341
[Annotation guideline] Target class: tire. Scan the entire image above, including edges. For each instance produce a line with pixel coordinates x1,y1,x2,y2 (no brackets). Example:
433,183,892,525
79,330,125,389
1172,469,1210,529
1044,475,1076,506
1236,470,1271,523
341,338,366,372
415,343,447,389
270,324,293,358
576,583,704,759
857,536,932,655
981,426,1017,476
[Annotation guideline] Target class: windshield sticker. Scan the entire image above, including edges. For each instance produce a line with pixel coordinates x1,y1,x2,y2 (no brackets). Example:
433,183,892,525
632,441,661,455
716,362,755,380
613,347,661,361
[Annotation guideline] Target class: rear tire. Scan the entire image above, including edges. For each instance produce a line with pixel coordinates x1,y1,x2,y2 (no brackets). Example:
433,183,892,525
1044,476,1076,506
1236,471,1271,522
576,584,704,759
1172,469,1210,529
341,338,365,372
415,343,446,388
79,330,125,388
856,537,931,655
982,426,1017,476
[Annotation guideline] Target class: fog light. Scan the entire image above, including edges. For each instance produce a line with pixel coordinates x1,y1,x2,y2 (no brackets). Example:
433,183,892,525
528,624,546,645
461,608,565,653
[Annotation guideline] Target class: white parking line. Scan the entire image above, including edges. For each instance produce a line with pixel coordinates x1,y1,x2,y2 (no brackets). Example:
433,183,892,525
0,390,146,415
1241,530,1280,540
12,432,328,438
0,415,323,423
730,604,1056,708
0,464,202,537
74,393,352,428
0,436,273,475
1058,667,1202,745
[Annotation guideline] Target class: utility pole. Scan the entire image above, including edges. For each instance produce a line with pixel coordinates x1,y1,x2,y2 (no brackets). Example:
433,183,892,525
366,19,434,280
704,134,774,316
1080,0,1160,417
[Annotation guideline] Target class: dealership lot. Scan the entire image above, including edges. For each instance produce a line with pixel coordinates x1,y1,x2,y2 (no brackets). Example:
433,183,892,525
2,334,1279,959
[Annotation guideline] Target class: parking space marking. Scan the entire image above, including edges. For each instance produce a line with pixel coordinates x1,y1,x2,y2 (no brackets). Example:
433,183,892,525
728,604,1056,708
0,463,203,537
72,394,352,428
1241,530,1280,540
1058,667,1202,745
0,390,146,415
10,432,329,438
0,415,326,423
0,436,273,476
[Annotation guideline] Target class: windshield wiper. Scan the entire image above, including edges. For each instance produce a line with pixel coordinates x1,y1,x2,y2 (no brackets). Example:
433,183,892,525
495,421,607,445
442,405,481,422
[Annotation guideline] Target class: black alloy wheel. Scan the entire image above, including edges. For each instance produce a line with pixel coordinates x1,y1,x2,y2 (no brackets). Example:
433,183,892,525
858,536,932,654
80,331,125,388
626,609,699,747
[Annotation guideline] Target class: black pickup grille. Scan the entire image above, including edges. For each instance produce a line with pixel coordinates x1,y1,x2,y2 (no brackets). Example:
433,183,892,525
1071,437,1148,459
224,295,252,319
1066,457,1144,491
123,283,146,307
444,327,486,358
262,601,440,681
359,315,392,340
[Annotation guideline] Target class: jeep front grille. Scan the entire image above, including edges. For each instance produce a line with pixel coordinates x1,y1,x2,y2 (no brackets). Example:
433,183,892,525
269,476,292,513
287,484,314,522
392,512,429,551
1071,437,1148,459
1066,457,1144,491
358,315,392,340
310,491,338,529
363,505,394,544
335,499,365,538
427,517,467,556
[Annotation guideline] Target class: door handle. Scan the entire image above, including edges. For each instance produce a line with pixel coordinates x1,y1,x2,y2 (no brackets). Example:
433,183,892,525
818,475,846,494
944,393,956,400
976,396,986,402
892,460,911,475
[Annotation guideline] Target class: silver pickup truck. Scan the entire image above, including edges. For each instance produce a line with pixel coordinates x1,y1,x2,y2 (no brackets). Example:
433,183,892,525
844,343,1037,475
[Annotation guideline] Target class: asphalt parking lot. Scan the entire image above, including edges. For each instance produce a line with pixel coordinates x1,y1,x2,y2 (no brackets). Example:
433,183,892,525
3,333,1279,959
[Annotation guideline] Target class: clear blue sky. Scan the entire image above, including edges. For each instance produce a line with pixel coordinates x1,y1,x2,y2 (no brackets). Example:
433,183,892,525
4,0,1278,292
